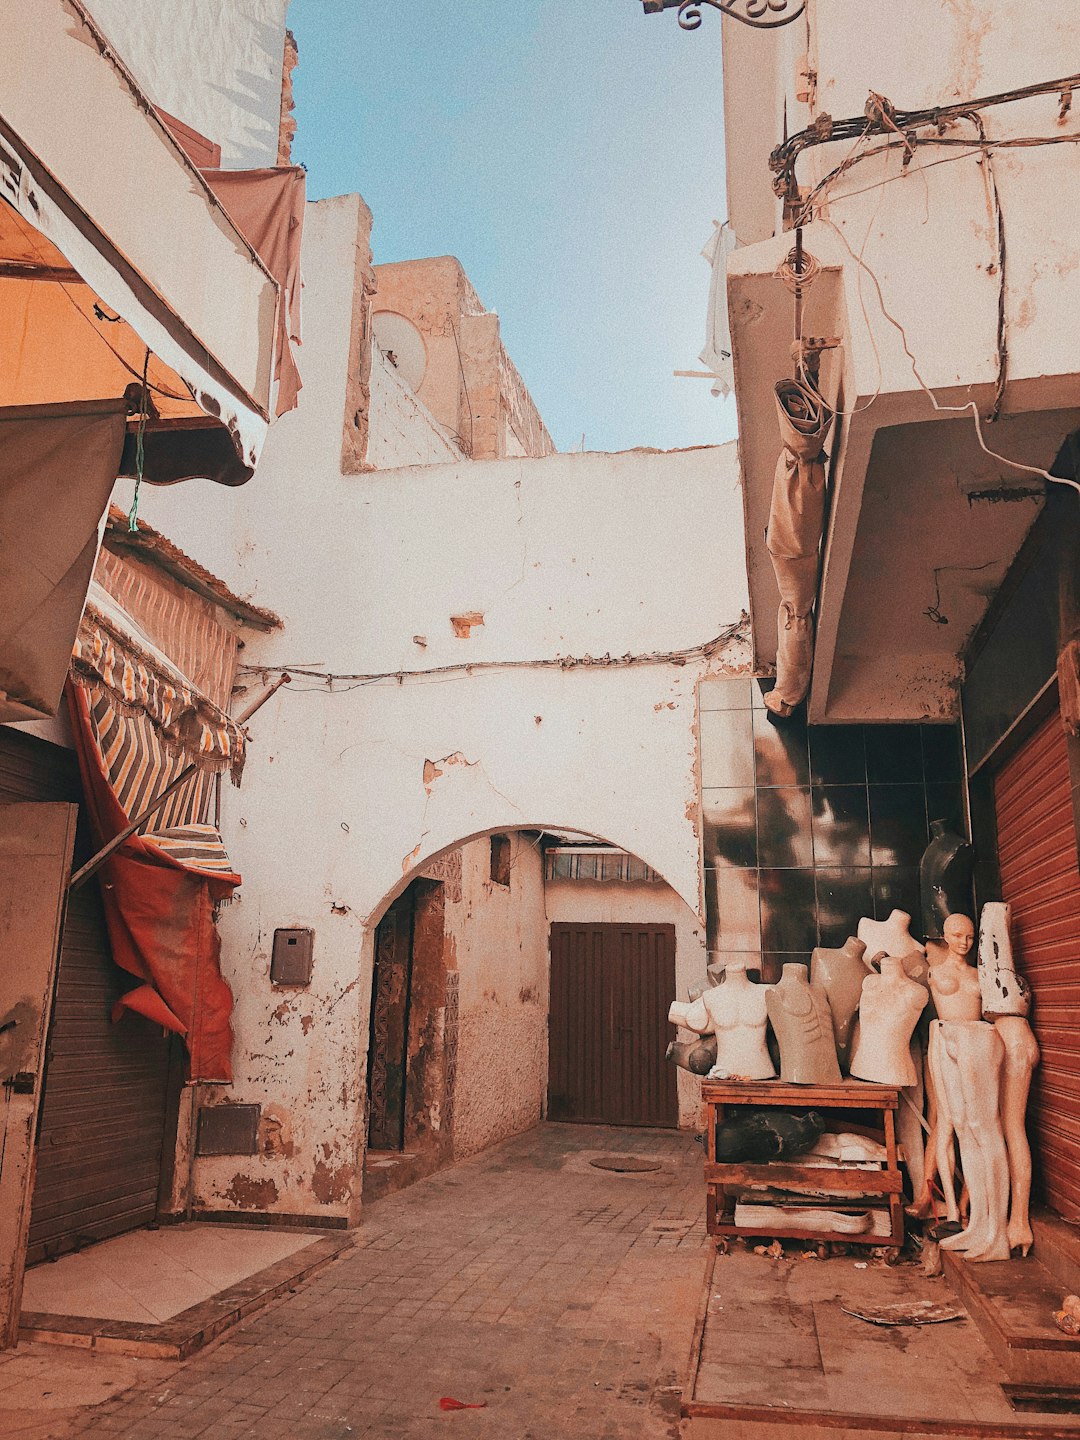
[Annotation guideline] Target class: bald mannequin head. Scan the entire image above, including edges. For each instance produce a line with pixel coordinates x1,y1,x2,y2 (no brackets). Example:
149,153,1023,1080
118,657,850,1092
943,912,974,959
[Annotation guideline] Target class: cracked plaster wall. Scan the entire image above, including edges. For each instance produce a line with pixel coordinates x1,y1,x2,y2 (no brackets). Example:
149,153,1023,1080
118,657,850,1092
114,196,748,1221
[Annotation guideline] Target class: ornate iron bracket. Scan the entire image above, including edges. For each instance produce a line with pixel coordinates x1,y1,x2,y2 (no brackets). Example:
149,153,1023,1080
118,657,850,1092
642,0,806,29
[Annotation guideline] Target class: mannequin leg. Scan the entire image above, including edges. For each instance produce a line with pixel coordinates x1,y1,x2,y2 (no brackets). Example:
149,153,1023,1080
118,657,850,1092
940,1023,1010,1262
899,1032,926,1203
928,1023,961,1225
997,1016,1040,1256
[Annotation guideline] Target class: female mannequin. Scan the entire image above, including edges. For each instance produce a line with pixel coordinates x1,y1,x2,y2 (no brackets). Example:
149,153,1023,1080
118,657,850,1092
849,955,928,1086
810,936,871,1072
979,902,1040,1255
671,959,775,1081
764,963,840,1084
928,914,982,1021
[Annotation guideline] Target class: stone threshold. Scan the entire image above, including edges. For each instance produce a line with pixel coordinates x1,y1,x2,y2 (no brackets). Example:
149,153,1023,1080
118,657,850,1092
19,1233,351,1360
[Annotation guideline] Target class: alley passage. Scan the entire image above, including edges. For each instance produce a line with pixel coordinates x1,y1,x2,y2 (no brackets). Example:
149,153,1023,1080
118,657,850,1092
67,1125,706,1439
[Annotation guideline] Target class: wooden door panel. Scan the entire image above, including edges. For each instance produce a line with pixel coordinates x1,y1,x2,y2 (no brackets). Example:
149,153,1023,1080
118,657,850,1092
548,921,677,1128
0,802,77,1348
368,893,414,1150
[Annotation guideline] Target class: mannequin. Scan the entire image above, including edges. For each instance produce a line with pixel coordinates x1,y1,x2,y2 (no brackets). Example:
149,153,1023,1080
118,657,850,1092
665,1034,717,1076
809,936,871,1071
979,902,1039,1255
715,1108,824,1162
858,909,926,962
671,959,775,1081
928,914,981,1022
849,955,929,1086
920,820,975,941
935,1021,1011,1262
765,963,840,1084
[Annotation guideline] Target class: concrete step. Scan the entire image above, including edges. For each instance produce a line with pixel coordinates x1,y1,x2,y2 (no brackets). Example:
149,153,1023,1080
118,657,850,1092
944,1247,1080,1387
1034,1211,1080,1298
362,1149,430,1202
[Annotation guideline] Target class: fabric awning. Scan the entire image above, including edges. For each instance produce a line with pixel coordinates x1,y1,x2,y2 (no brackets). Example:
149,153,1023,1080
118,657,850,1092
0,399,127,721
0,0,284,477
204,167,306,418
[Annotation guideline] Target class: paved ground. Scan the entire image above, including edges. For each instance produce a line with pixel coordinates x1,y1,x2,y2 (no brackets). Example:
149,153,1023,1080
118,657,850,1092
18,1123,706,1439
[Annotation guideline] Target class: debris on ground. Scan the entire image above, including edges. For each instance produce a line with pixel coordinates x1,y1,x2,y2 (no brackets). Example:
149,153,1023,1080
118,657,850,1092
1053,1295,1080,1335
841,1300,965,1327
439,1397,488,1411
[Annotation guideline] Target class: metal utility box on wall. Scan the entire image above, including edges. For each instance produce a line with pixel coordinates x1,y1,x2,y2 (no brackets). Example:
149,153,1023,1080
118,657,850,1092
271,927,315,985
196,1103,260,1156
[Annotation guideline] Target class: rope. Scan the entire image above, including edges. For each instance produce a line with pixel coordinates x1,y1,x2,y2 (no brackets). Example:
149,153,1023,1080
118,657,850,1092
127,348,150,532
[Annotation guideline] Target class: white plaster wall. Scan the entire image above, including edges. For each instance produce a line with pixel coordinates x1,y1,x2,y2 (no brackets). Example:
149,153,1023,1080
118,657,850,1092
543,878,707,1129
113,194,747,1220
367,349,465,470
449,836,548,1159
86,0,289,167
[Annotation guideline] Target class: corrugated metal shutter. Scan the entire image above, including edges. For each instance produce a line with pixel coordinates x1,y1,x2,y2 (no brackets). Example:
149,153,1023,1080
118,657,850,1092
993,707,1080,1220
548,922,678,1128
0,728,172,1262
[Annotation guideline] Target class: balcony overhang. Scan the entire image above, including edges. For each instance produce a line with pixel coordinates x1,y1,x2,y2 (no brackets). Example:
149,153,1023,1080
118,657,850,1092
729,225,1080,724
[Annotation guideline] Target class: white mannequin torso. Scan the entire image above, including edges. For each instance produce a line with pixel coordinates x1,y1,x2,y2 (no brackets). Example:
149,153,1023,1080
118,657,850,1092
849,955,928,1086
682,963,775,1080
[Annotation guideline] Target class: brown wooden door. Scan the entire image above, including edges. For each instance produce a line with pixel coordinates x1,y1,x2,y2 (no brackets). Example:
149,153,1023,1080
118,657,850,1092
548,922,678,1128
993,706,1080,1218
367,891,415,1151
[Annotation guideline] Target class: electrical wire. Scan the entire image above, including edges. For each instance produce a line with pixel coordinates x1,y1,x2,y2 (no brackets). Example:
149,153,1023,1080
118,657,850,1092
236,615,750,692
819,214,1080,496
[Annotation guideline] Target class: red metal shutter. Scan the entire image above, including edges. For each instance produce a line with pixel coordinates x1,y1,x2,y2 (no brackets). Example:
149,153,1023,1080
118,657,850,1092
993,708,1080,1219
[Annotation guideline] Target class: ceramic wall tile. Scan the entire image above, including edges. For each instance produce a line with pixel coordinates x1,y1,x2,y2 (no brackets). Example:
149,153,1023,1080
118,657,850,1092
699,708,756,788
752,706,810,788
815,867,874,948
811,785,871,867
865,725,924,784
756,787,814,868
759,867,817,952
925,781,966,835
808,725,867,785
871,865,921,924
705,868,762,952
921,725,963,782
699,677,753,712
702,787,757,869
761,951,812,984
869,784,929,868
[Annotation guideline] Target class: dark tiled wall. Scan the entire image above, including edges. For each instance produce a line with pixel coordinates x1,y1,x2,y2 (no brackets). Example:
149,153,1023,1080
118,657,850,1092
700,676,965,984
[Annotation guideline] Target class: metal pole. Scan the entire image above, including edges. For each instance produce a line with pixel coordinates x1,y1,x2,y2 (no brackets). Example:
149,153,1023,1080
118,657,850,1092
68,673,291,892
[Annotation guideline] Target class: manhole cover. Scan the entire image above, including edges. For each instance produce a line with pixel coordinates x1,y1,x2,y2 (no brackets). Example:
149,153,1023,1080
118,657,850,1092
589,1155,662,1174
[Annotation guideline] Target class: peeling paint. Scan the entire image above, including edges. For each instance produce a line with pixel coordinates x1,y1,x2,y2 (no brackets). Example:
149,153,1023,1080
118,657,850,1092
300,1014,314,1035
311,1158,353,1204
450,611,485,638
224,1174,279,1209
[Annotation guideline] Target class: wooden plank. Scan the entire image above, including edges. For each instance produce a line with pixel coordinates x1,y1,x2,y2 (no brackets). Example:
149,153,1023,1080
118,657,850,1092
704,1162,901,1194
702,1080,898,1108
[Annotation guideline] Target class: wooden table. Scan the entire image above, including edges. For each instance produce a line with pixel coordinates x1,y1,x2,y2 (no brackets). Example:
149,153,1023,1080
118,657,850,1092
702,1078,904,1249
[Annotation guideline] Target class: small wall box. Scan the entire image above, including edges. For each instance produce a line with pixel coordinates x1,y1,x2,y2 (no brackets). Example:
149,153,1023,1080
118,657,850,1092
271,927,315,985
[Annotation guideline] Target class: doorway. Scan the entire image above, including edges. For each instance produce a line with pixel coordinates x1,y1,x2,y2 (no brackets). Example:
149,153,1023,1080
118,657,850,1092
365,878,450,1181
547,921,677,1127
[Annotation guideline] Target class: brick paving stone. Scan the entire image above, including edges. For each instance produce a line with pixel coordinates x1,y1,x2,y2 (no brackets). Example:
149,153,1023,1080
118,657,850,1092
53,1123,705,1439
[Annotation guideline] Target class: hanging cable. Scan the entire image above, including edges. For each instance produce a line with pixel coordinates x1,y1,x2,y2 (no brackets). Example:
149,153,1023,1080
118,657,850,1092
127,348,150,531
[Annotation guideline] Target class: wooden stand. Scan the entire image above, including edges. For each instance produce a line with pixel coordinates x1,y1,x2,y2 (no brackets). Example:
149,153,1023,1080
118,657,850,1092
702,1079,904,1248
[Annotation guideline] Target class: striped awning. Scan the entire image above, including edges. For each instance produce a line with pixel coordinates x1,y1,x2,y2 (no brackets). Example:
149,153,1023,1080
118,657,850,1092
71,605,245,782
78,677,236,877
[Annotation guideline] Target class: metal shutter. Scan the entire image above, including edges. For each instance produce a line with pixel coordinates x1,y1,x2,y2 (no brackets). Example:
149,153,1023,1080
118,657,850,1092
0,729,172,1262
993,708,1080,1219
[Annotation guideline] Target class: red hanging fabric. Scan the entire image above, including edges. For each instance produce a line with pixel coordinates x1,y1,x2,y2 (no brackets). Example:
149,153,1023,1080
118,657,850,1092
67,679,238,1081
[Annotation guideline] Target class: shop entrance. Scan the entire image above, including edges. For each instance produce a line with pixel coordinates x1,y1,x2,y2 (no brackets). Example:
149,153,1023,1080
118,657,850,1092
547,921,678,1127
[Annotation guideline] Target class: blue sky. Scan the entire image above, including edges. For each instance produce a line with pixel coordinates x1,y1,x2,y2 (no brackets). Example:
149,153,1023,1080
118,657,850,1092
287,0,737,454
